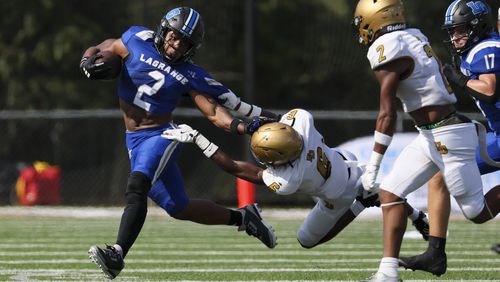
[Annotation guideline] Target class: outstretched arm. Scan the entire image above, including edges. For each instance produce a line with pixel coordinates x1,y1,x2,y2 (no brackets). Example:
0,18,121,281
162,124,264,184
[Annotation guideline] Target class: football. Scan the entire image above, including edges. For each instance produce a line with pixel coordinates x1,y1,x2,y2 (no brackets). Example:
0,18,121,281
95,50,122,79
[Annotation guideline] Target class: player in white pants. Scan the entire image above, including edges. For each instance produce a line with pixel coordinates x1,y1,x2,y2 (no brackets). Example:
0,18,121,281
353,0,500,281
162,109,430,249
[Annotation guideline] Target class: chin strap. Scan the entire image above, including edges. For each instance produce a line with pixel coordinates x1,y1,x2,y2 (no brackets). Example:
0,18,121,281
473,120,500,168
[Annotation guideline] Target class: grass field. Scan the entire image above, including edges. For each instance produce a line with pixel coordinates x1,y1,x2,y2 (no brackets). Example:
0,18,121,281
0,206,498,281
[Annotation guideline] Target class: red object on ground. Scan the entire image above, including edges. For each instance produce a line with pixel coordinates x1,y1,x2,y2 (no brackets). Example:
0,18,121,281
236,177,255,208
16,162,61,206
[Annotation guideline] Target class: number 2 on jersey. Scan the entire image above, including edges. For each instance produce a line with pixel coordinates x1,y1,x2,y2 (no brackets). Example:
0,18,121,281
133,70,165,111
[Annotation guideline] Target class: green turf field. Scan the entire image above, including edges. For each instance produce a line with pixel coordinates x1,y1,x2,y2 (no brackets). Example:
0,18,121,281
0,207,498,281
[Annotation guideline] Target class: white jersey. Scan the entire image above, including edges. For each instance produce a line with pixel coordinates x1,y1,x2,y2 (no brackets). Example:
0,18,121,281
367,28,456,112
261,109,353,203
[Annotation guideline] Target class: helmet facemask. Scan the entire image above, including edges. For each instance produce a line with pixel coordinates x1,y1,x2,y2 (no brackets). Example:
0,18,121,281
442,0,493,54
154,7,205,64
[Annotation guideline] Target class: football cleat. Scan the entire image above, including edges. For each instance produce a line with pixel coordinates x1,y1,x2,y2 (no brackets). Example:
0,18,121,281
412,211,429,241
491,243,500,254
399,250,447,276
238,203,277,248
360,271,402,282
88,244,124,280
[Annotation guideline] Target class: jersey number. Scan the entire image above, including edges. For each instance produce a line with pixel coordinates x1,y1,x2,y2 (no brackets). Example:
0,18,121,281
307,147,331,180
133,70,165,111
484,54,495,70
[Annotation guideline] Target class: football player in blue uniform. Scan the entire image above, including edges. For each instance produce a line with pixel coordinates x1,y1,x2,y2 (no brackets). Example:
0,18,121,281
399,0,500,275
80,7,277,279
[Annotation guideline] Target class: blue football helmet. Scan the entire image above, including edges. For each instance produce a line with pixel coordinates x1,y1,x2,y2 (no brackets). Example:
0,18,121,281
154,7,205,64
442,0,493,54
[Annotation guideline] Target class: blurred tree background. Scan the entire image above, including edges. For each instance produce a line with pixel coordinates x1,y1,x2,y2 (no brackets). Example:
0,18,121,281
0,0,498,206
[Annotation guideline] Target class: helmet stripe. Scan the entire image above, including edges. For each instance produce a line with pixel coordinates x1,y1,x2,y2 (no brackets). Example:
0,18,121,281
445,0,461,24
182,8,199,36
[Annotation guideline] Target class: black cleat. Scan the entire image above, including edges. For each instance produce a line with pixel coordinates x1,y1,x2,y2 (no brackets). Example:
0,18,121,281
238,203,277,248
412,211,429,241
88,244,124,279
491,243,500,254
399,250,447,276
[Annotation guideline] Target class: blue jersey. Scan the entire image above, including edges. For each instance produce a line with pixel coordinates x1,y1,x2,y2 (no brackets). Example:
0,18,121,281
119,26,232,114
460,32,500,133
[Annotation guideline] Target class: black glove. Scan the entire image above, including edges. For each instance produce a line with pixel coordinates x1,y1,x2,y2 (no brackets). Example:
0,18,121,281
80,54,112,80
356,190,380,208
443,63,469,89
245,116,278,134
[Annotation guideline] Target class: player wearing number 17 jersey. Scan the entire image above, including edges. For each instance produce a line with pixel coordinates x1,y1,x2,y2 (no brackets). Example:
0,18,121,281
80,7,278,280
353,1,500,281
163,109,430,249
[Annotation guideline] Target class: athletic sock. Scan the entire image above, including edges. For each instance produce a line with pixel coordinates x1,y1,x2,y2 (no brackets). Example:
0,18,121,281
378,257,399,277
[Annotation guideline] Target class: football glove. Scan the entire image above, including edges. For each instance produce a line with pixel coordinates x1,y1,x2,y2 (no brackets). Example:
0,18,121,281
356,188,380,208
80,54,112,80
246,116,277,134
162,124,198,143
361,164,380,192
162,124,218,158
443,63,468,89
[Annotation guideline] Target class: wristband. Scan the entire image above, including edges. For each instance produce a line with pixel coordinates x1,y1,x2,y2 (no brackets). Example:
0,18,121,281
368,151,384,167
194,134,219,158
230,119,244,135
350,201,365,216
374,131,393,147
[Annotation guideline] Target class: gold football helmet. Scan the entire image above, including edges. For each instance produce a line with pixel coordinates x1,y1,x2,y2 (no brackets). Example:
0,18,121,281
353,0,406,45
250,122,303,166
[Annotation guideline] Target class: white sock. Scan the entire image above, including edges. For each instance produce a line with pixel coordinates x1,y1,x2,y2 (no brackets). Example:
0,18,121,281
113,244,124,256
408,208,420,221
378,257,399,277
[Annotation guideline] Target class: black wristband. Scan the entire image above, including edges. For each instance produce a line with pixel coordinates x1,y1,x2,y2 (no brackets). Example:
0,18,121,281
230,119,244,134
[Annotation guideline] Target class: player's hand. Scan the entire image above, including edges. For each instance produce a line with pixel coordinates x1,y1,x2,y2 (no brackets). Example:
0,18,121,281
361,164,380,192
162,124,199,143
356,188,380,208
80,54,112,80
245,116,278,134
442,63,469,88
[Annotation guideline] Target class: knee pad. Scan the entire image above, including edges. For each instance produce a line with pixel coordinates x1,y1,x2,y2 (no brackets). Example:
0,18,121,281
126,172,151,198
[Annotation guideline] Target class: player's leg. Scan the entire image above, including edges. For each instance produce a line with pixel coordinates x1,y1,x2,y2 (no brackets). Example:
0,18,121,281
297,198,354,248
89,129,179,279
150,162,276,248
364,136,437,282
399,172,449,276
404,201,429,241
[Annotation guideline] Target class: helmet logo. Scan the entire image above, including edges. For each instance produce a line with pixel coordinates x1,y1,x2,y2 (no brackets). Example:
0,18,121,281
466,1,489,16
166,8,181,20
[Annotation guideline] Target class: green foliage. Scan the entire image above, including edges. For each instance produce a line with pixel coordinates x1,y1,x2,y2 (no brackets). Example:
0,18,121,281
0,0,497,110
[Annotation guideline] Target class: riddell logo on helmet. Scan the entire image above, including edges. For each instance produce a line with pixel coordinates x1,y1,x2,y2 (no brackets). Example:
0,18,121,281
387,24,406,32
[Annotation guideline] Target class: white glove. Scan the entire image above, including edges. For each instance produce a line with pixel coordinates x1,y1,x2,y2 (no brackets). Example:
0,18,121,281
162,124,219,158
361,151,383,192
162,124,198,143
361,164,380,191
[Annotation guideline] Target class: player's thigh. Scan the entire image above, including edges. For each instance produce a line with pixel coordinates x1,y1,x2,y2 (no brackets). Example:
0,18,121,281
381,136,438,198
148,162,189,216
131,135,182,182
297,199,350,248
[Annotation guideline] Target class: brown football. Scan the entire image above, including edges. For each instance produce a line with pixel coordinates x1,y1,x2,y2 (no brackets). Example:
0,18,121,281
95,50,123,79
